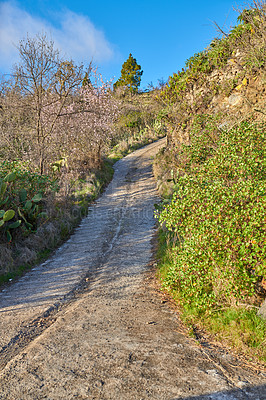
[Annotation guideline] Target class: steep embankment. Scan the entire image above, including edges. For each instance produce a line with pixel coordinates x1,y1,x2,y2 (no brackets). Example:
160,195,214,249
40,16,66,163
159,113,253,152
155,6,265,190
153,3,266,362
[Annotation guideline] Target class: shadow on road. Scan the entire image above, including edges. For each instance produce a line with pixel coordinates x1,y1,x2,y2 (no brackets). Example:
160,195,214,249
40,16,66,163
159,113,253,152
172,384,266,399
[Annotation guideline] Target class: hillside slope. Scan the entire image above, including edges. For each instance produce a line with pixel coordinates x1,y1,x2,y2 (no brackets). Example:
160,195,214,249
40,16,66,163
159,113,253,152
155,3,265,189
153,1,266,363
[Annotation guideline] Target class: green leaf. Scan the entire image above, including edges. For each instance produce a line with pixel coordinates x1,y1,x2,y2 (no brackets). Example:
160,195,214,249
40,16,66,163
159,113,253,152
0,196,9,207
0,182,7,197
32,193,42,203
4,172,16,183
6,230,12,242
25,221,33,230
18,207,24,217
0,210,5,218
9,220,21,229
18,208,28,224
0,220,4,227
3,210,15,222
24,200,32,211
19,188,27,203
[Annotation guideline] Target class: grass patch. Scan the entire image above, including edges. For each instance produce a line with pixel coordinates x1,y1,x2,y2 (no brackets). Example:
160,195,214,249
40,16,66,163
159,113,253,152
185,306,266,362
0,248,52,286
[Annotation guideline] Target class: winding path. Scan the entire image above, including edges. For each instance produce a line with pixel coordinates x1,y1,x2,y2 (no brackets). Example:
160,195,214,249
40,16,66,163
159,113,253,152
0,138,265,399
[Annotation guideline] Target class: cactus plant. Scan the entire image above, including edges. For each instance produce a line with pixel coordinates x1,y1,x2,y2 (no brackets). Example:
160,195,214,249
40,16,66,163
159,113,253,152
0,180,9,207
3,172,17,183
18,190,46,231
0,171,48,242
0,208,21,241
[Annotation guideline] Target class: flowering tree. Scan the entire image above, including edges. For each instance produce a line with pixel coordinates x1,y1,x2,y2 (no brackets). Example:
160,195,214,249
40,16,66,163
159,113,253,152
69,72,119,169
11,34,85,174
0,34,119,176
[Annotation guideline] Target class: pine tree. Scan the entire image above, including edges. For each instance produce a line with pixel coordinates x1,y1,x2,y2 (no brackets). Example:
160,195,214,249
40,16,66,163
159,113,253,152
82,72,91,87
114,53,143,93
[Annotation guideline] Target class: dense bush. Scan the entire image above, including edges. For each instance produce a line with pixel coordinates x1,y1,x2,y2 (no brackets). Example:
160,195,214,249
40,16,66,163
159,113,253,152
157,121,265,313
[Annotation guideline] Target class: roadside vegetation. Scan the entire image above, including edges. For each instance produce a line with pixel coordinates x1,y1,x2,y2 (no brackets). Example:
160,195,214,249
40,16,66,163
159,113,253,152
156,120,265,361
154,1,266,363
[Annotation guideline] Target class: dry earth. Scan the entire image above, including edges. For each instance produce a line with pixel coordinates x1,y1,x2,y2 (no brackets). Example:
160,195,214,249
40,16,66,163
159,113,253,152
0,138,265,399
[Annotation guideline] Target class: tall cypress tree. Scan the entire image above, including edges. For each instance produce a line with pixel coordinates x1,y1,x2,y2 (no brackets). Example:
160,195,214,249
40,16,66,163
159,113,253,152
114,53,143,93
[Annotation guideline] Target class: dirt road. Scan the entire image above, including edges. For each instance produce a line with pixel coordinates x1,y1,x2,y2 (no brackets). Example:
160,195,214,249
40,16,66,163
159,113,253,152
0,138,265,399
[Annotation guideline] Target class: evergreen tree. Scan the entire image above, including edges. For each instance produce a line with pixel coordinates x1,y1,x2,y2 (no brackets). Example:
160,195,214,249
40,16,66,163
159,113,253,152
114,53,143,92
82,72,91,87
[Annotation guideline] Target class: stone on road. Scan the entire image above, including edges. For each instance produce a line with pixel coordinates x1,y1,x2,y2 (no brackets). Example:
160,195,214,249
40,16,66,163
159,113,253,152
0,138,265,399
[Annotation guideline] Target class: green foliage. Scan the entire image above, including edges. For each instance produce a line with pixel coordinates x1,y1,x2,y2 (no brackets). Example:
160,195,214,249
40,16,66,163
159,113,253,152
51,156,68,174
2,210,15,222
0,160,58,195
0,161,57,241
0,175,21,241
185,51,212,75
154,2,266,359
82,72,92,87
207,38,231,68
182,113,222,166
114,53,143,93
230,20,253,40
208,308,266,351
18,190,44,232
159,42,231,104
119,110,143,130
157,121,266,313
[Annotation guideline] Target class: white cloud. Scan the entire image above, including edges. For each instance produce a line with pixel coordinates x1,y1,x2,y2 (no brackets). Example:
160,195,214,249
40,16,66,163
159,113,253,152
55,11,114,63
0,1,115,72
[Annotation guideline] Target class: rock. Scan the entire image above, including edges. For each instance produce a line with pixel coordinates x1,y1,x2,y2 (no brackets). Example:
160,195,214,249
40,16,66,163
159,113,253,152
227,58,237,66
236,380,248,388
228,93,243,107
218,121,231,131
258,299,266,320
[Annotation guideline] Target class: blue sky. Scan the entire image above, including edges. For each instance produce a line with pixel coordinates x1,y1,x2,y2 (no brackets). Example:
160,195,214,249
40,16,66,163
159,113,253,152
0,0,249,88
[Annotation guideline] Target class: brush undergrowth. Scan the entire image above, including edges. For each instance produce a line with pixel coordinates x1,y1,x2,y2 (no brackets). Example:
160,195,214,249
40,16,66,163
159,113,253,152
109,127,165,162
156,120,266,362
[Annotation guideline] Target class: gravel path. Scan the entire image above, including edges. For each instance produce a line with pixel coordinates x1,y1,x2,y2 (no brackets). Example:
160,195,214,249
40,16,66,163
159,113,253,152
0,138,265,399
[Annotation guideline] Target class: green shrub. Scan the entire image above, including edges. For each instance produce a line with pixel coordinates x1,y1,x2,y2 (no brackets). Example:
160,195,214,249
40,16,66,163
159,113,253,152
157,121,266,313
